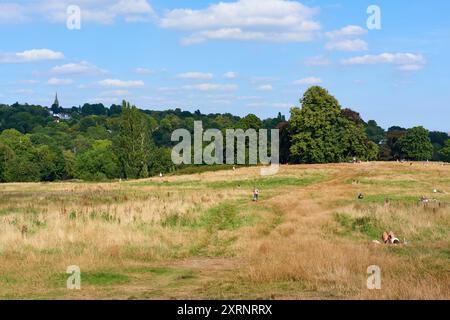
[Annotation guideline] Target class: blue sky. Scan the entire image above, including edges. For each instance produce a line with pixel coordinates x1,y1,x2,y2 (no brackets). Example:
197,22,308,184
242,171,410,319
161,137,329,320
0,0,449,131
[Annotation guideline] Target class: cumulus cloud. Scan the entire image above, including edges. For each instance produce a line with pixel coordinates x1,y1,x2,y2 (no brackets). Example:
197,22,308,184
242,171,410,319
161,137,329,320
160,0,321,44
325,25,368,52
223,71,237,79
293,77,322,85
342,53,426,71
326,39,368,51
257,84,273,91
55,0,154,24
176,72,214,80
47,78,73,85
98,79,145,88
305,55,331,66
51,61,106,76
182,83,238,91
0,3,28,24
9,0,155,25
0,49,64,63
12,89,34,95
325,25,367,39
134,67,155,75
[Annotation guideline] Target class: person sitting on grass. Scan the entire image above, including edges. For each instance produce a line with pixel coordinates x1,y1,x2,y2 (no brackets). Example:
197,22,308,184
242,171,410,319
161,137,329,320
382,231,400,244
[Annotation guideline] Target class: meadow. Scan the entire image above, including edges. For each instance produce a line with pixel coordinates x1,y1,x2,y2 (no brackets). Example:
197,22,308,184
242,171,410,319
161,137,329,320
0,162,448,299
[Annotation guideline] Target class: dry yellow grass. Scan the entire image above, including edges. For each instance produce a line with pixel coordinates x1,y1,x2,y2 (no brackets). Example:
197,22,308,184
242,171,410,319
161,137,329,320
0,162,449,299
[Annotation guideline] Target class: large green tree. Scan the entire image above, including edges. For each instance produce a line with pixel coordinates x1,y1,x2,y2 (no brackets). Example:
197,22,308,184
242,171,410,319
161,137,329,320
0,129,41,182
0,141,14,182
113,101,152,179
438,139,450,162
365,120,386,144
395,126,433,160
289,86,378,163
75,140,119,181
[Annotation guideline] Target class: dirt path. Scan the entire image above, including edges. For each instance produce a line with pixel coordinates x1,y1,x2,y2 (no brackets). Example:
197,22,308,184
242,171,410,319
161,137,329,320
127,168,358,299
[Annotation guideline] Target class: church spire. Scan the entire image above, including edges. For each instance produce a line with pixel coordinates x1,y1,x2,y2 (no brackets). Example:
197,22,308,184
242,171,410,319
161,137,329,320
53,92,59,108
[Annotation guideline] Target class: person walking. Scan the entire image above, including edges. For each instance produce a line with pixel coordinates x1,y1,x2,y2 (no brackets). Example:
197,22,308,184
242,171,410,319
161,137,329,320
253,187,259,202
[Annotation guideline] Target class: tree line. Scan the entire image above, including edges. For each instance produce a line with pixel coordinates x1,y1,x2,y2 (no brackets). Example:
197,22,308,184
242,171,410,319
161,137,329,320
0,86,448,182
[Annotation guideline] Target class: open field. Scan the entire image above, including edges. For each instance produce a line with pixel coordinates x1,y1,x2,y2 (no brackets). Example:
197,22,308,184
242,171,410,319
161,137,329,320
0,162,449,300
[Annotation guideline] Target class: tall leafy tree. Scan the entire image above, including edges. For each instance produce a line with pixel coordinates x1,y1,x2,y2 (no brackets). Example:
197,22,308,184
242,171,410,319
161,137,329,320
33,145,67,181
380,127,407,160
429,131,449,160
289,86,377,163
75,140,119,181
0,141,14,182
438,139,450,162
365,120,386,144
395,126,433,160
113,101,151,179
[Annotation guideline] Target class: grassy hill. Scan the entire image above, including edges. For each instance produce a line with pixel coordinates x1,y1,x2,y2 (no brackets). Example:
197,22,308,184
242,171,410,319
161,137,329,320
0,162,449,299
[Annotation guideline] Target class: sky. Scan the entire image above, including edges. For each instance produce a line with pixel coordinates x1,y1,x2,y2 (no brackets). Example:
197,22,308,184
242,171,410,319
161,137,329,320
0,0,449,131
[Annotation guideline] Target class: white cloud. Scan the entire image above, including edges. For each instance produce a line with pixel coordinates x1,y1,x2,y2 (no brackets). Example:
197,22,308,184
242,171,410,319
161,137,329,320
161,0,321,44
0,49,64,63
325,25,367,39
134,67,155,75
293,77,322,85
223,71,237,79
0,0,155,25
98,79,145,88
181,28,317,45
183,83,238,91
258,84,273,91
305,55,331,66
176,72,214,80
396,64,423,72
326,39,368,51
51,61,106,76
0,3,28,24
324,25,368,52
36,0,155,24
47,78,73,85
342,53,426,71
12,89,34,95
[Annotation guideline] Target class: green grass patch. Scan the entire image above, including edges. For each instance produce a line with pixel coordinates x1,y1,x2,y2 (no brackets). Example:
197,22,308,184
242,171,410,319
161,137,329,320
338,194,420,206
131,173,327,190
161,213,196,228
354,178,421,188
169,164,237,176
206,175,325,190
80,272,130,286
129,180,201,188
0,275,19,285
125,266,195,280
50,271,129,288
0,207,41,217
197,201,257,231
333,212,385,239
